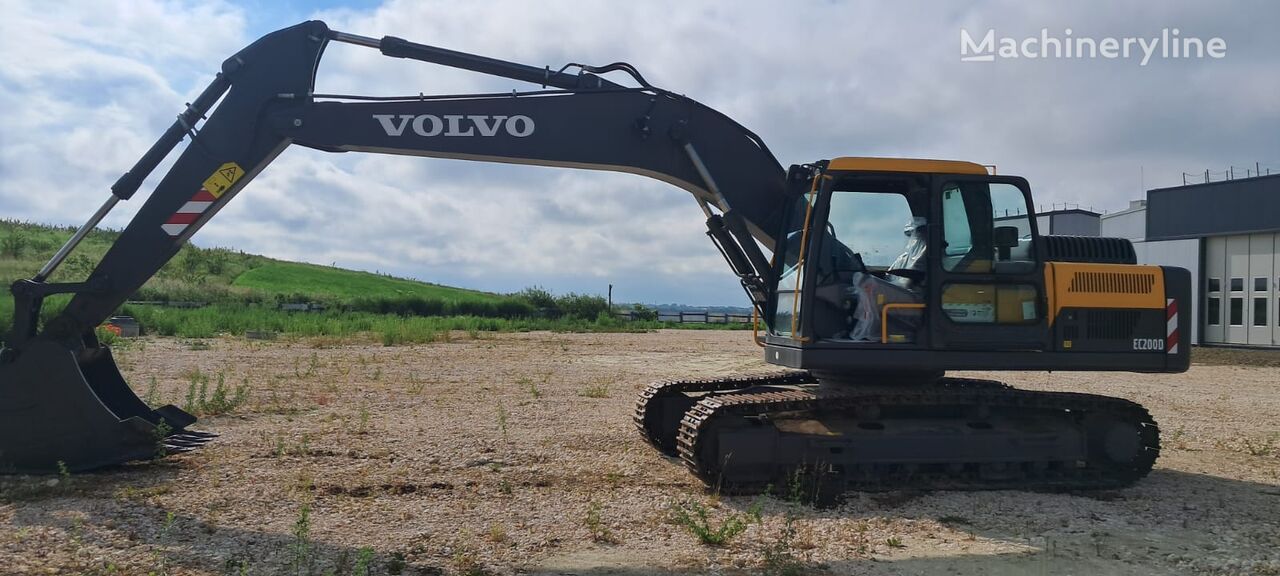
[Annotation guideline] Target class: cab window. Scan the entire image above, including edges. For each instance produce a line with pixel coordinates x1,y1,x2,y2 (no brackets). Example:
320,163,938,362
940,181,1036,274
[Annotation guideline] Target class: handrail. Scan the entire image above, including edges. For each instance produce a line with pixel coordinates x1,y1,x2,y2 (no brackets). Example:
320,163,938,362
881,302,926,343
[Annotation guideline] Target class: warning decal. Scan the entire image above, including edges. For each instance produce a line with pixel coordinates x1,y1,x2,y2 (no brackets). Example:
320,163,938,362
162,162,245,237
203,162,244,198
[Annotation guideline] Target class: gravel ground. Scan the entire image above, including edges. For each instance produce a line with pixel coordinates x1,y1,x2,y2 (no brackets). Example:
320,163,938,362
0,331,1277,575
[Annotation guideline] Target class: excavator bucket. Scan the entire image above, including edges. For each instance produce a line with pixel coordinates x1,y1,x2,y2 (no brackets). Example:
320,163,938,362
0,340,214,473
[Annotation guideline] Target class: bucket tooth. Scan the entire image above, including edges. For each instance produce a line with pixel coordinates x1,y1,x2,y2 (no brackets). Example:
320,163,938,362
0,340,212,473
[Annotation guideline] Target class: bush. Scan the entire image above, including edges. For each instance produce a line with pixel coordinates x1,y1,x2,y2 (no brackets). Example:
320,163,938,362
630,303,658,321
1,231,28,259
557,293,609,320
514,286,559,317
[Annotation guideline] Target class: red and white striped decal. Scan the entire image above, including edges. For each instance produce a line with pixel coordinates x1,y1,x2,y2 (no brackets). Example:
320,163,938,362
162,161,244,237
1166,298,1179,354
162,187,216,237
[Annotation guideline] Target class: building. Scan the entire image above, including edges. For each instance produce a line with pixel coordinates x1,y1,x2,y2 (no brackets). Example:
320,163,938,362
996,206,1102,238
1101,174,1280,348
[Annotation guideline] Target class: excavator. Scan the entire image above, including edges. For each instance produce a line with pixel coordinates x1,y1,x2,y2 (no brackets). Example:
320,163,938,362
0,21,1188,496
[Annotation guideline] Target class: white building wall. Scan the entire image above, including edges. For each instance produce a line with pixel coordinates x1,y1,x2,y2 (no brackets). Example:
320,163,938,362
1101,209,1146,240
1051,212,1102,236
1133,239,1200,344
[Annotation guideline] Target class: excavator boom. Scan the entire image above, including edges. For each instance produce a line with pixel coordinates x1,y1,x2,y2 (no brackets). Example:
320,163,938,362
0,20,787,472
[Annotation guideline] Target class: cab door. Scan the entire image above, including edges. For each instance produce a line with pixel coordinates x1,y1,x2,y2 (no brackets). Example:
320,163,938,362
927,175,1050,350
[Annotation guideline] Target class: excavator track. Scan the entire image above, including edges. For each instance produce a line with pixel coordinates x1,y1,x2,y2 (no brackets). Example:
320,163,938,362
634,371,815,454
665,373,1158,497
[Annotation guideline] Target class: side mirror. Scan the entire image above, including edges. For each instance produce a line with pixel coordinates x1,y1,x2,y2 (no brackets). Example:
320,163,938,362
993,226,1019,260
993,226,1019,248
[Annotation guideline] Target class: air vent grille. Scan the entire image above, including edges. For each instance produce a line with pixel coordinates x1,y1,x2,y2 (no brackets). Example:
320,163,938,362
1068,272,1155,294
1084,310,1142,340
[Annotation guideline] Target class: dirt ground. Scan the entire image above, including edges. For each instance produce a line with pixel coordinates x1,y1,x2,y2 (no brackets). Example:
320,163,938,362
1,330,1278,575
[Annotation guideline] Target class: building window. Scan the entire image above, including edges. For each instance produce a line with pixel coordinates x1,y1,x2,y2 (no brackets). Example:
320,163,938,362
1255,298,1268,327
1230,278,1244,292
1207,278,1221,292
1230,298,1243,326
1255,277,1269,292
1207,297,1221,326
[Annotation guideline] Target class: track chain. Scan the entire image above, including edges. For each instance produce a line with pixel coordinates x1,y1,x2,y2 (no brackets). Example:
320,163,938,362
632,370,815,448
675,375,1160,493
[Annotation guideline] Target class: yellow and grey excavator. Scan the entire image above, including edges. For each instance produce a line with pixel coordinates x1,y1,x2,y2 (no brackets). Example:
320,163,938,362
1,22,1187,495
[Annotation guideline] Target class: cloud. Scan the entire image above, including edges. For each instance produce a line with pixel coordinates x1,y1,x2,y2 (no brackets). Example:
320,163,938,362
1,0,1276,306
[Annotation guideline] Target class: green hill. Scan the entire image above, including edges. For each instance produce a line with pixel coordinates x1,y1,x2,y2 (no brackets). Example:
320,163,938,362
0,219,521,331
0,220,729,341
233,262,504,304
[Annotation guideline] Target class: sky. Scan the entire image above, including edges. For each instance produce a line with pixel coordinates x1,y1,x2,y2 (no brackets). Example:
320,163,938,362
1,0,1277,306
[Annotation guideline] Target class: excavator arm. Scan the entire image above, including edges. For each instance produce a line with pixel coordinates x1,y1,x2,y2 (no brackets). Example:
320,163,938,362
0,20,791,472
12,20,786,349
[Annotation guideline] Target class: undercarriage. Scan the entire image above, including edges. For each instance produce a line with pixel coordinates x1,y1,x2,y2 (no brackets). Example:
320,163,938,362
635,371,1159,500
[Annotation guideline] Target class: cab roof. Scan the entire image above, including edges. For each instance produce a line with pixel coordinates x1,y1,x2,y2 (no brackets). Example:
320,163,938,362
827,157,990,175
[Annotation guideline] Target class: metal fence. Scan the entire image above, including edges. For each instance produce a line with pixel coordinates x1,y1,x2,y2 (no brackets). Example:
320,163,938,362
615,310,753,324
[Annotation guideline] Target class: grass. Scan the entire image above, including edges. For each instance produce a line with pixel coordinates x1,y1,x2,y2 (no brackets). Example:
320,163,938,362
234,261,505,303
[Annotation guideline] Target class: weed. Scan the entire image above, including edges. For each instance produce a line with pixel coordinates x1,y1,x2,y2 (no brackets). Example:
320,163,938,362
585,500,617,543
290,503,313,576
781,462,836,506
497,401,510,442
487,523,508,543
144,376,160,407
357,403,371,435
183,380,198,414
886,536,906,548
153,418,173,461
761,514,809,576
372,366,382,381
452,551,490,576
181,369,249,416
406,376,426,395
498,479,514,495
518,376,542,399
56,460,70,483
579,383,609,398
353,547,374,576
273,432,287,458
384,551,406,575
670,498,762,547
149,510,177,574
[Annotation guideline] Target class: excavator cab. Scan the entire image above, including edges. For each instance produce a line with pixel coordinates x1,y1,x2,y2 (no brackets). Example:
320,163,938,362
767,159,1046,358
